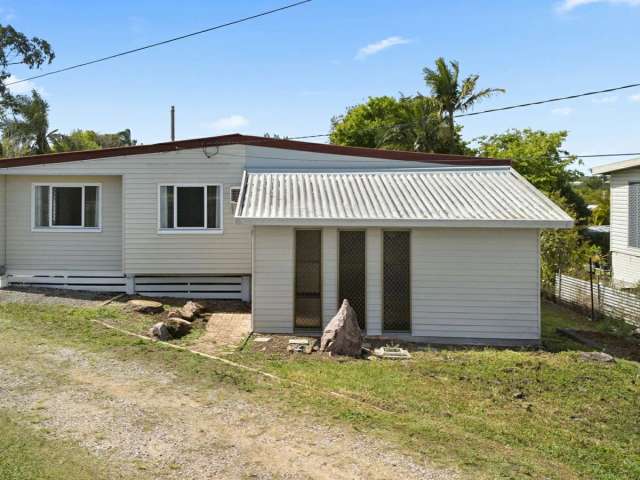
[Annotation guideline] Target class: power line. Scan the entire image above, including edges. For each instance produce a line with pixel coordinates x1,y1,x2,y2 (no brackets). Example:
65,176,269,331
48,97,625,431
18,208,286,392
6,0,312,87
564,152,640,159
456,82,640,117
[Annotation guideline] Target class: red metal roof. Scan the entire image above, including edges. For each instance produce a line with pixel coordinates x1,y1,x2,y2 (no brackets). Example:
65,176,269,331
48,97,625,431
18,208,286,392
0,133,511,168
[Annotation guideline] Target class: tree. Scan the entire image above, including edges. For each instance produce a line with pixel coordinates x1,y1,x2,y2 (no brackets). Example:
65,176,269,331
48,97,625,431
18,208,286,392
330,95,464,153
1,89,56,156
51,128,137,152
423,57,504,153
0,24,54,109
477,129,589,221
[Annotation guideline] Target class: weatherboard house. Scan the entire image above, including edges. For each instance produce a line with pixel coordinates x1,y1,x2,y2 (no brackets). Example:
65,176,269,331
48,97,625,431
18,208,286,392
593,157,640,286
0,134,572,344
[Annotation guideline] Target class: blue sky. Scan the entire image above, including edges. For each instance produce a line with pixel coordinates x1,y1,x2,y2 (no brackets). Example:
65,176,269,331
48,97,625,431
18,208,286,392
4,0,640,172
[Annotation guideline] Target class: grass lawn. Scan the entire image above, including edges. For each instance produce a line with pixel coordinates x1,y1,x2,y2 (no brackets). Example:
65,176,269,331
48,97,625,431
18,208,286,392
0,411,114,480
0,300,638,479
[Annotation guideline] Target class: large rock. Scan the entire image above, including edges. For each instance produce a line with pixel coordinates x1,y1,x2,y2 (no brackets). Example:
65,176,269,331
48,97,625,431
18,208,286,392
320,300,363,356
164,317,192,338
128,299,164,314
177,301,205,321
149,322,172,341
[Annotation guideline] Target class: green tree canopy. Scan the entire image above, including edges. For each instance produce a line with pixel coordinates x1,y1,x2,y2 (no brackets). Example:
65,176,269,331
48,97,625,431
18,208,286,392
476,129,589,221
423,57,504,152
0,89,56,156
51,128,137,152
330,95,466,153
0,24,54,108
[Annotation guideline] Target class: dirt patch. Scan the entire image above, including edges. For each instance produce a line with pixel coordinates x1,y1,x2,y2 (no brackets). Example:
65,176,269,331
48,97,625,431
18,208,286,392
0,339,455,480
557,328,640,362
0,287,121,307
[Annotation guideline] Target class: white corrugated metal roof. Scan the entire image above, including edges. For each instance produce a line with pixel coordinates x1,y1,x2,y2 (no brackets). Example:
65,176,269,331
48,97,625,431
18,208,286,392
591,156,640,175
235,167,573,228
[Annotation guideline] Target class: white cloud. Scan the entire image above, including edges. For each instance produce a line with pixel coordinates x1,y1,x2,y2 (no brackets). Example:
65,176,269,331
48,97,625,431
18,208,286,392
204,115,249,133
592,95,617,103
557,0,640,13
355,36,411,60
551,107,574,116
6,75,46,96
630,94,640,102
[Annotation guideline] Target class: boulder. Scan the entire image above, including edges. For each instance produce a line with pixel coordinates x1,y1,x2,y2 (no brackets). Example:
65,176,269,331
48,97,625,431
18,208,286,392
320,300,363,356
149,322,172,341
579,351,615,363
177,301,205,321
165,317,193,338
632,328,640,339
129,299,164,314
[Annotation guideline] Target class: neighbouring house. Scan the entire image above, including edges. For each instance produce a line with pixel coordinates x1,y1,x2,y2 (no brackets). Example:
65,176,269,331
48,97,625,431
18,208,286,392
0,134,572,345
593,158,640,286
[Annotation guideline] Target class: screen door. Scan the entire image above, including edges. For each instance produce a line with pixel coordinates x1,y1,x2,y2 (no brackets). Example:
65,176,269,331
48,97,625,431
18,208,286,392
339,230,366,329
295,230,322,329
383,231,411,332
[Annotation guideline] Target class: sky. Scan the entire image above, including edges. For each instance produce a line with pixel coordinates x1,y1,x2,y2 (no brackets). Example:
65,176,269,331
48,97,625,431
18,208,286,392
4,0,640,173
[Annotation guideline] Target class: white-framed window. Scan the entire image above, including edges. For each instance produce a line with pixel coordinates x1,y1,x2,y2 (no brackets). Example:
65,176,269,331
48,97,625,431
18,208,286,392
158,184,223,233
32,183,101,232
629,182,640,248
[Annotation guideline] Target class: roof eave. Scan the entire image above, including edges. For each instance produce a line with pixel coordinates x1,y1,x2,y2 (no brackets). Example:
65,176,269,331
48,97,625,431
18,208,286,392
235,217,574,229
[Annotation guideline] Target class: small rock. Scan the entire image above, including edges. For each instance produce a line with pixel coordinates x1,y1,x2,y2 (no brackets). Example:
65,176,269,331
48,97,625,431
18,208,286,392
254,337,272,343
129,299,164,314
149,322,172,341
164,317,192,338
579,351,615,363
632,328,640,338
513,391,526,400
178,301,205,321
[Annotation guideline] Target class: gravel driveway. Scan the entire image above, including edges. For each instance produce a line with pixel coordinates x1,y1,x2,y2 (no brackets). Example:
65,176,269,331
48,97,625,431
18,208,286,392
0,327,455,479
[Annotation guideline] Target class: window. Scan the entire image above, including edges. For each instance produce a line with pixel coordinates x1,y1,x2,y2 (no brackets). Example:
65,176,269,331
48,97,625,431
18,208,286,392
158,184,222,232
230,186,241,204
33,184,101,231
630,182,640,248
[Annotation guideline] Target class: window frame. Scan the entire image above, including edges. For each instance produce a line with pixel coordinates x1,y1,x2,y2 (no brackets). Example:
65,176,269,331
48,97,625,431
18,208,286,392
157,183,223,234
31,182,102,233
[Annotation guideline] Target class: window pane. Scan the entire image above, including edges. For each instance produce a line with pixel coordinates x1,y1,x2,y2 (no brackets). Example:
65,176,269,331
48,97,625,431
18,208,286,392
84,186,98,228
177,186,204,227
630,183,640,247
52,187,82,226
160,186,174,229
34,185,49,227
207,186,219,228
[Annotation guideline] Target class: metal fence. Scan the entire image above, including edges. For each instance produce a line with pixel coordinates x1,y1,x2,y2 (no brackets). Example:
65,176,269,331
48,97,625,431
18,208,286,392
555,273,640,327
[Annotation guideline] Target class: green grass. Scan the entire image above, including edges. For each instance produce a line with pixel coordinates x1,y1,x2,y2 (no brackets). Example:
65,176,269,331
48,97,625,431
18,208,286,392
0,301,638,480
0,410,115,480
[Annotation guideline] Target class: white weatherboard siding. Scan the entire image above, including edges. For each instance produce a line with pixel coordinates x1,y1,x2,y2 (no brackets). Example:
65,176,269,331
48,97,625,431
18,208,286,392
6,175,122,272
322,228,338,326
609,168,640,284
411,229,540,340
252,226,294,333
252,226,541,341
0,146,252,275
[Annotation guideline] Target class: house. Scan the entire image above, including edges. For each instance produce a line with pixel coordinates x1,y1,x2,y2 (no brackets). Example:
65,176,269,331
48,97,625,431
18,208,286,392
0,134,572,345
592,157,640,286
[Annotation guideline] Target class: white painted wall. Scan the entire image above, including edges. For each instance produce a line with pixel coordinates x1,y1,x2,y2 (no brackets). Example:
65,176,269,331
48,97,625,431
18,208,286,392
5,175,122,272
252,226,540,342
411,229,540,340
252,226,294,333
609,168,640,284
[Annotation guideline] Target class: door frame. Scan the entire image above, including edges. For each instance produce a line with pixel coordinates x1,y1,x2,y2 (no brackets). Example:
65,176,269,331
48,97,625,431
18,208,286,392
381,229,412,334
293,228,323,330
337,229,367,330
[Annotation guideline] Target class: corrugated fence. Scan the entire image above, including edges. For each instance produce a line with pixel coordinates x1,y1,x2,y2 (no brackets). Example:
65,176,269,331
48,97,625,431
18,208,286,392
555,274,640,327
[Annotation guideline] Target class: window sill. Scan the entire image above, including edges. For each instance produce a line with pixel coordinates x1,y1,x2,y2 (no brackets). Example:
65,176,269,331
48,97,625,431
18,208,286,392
157,228,223,235
32,227,102,233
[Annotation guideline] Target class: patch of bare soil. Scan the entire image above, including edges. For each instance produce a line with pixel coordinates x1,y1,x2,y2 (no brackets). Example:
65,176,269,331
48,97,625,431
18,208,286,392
559,329,640,362
0,340,455,480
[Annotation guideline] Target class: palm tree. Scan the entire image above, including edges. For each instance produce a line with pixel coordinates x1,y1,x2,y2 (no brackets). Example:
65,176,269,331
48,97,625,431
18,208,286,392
424,57,505,153
0,89,56,156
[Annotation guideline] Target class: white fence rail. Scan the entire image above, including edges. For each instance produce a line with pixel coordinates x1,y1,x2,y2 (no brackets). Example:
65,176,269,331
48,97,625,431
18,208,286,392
556,274,640,327
7,271,128,292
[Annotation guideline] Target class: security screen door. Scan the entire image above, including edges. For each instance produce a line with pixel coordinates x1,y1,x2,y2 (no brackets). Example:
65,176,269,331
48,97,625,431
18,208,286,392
295,230,322,329
338,230,366,329
383,231,411,332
